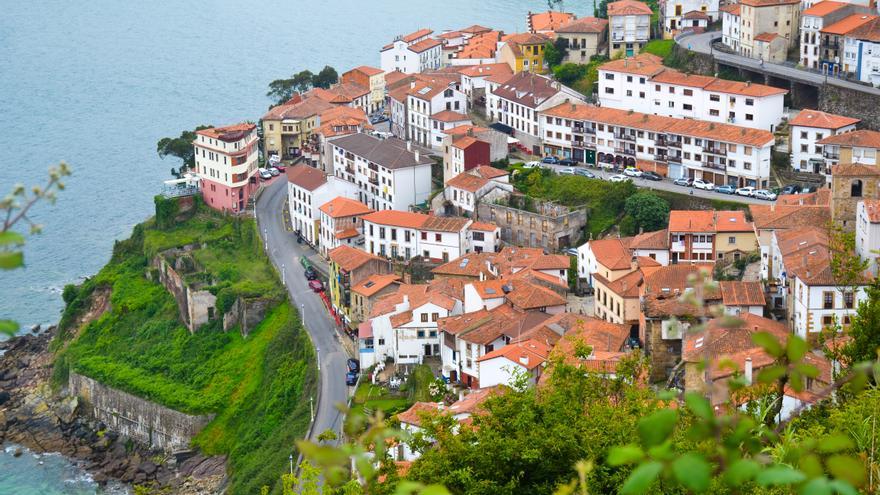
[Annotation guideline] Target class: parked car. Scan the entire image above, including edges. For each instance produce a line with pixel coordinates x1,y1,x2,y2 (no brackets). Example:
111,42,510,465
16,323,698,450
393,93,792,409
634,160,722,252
780,184,802,195
735,186,756,197
268,167,281,176
692,178,715,190
801,185,818,194
558,167,576,175
304,266,317,280
541,156,560,164
258,168,273,180
609,174,630,183
523,161,541,169
754,189,778,201
347,358,360,373
574,168,596,178
273,163,286,172
642,171,662,181
345,371,358,386
308,279,325,292
559,158,577,166
563,247,579,256
715,184,736,194
673,177,692,187
623,167,643,177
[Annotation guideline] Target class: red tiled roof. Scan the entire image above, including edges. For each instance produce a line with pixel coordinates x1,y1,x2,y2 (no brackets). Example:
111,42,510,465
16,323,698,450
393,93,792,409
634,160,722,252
556,17,609,34
469,221,499,232
803,1,848,16
431,110,470,122
409,38,442,53
351,273,400,297
196,123,255,142
590,238,633,270
358,320,372,339
720,3,741,15
754,32,781,42
361,210,429,229
819,129,880,148
790,109,860,129
642,264,715,295
446,171,489,192
668,210,752,232
821,14,877,36
476,339,551,370
286,164,327,191
683,314,789,380
459,63,513,78
607,0,653,15
543,103,774,147
741,0,799,6
397,401,442,427
682,10,710,19
630,228,669,250
473,165,508,179
334,228,360,240
451,135,486,150
319,197,372,218
432,252,496,278
421,216,470,232
749,203,831,230
528,10,576,32
348,65,383,76
504,280,567,310
720,281,766,307
262,96,334,121
329,245,383,272
832,163,880,176
863,199,880,223
847,16,880,42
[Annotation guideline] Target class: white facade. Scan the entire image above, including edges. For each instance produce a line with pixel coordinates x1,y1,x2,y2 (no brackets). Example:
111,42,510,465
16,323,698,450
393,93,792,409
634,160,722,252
790,277,867,339
407,86,468,148
370,297,463,364
380,35,442,74
801,13,825,69
722,9,741,51
362,215,487,261
598,68,787,132
287,177,358,246
791,121,856,175
856,201,880,275
486,75,584,140
848,36,880,86
609,12,652,56
477,357,531,388
661,0,718,37
429,115,471,150
330,135,433,211
469,226,501,253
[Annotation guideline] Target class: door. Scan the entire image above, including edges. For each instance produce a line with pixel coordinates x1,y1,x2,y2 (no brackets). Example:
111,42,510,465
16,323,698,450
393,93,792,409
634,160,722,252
424,344,432,356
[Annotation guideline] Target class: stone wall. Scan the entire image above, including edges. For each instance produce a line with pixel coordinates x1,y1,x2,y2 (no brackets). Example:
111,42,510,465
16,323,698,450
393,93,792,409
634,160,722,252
153,249,217,333
223,297,272,336
477,200,588,250
69,372,214,453
819,84,880,131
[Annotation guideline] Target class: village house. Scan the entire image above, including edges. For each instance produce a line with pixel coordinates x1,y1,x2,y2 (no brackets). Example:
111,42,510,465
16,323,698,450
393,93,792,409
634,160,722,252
444,165,513,216
539,102,775,187
341,66,386,114
831,162,880,229
429,110,472,150
406,76,468,148
527,10,577,34
361,210,495,262
477,339,552,387
350,273,401,336
286,164,358,247
442,135,491,184
486,71,585,153
317,196,374,257
660,0,718,38
446,29,503,67
545,316,633,379
800,2,873,70
789,109,859,177
721,4,742,52
307,83,372,115
607,0,653,57
328,245,392,331
441,125,509,165
818,129,880,171
458,63,513,110
330,133,433,212
305,106,372,173
577,229,671,289
668,209,757,263
193,123,259,214
821,14,878,75
844,16,880,85
597,53,788,132
497,32,553,74
554,17,610,63
723,0,800,60
380,28,442,74
261,95,334,161
856,199,880,274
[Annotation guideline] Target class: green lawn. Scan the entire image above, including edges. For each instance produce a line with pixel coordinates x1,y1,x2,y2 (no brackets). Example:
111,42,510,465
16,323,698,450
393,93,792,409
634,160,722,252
642,39,675,59
353,382,412,417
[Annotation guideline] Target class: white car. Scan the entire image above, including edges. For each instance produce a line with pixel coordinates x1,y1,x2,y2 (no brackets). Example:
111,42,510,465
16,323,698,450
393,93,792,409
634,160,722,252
558,167,576,175
623,167,643,177
692,178,715,190
258,168,273,180
609,174,630,183
735,186,756,197
754,189,778,201
523,161,541,169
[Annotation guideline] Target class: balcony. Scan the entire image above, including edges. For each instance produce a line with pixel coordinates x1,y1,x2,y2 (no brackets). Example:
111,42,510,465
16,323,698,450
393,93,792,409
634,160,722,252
667,140,682,148
824,150,840,160
614,132,636,142
345,166,355,174
702,161,726,171
613,147,636,156
702,146,727,156
671,241,685,251
368,175,379,185
654,154,668,162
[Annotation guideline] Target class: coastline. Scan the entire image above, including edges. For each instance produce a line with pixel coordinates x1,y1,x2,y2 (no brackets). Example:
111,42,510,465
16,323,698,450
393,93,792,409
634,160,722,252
0,327,226,494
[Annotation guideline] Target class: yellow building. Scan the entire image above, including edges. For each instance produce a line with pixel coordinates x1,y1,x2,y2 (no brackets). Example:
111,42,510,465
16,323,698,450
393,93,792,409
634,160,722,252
498,32,552,74
341,66,386,114
328,245,391,330
261,96,334,161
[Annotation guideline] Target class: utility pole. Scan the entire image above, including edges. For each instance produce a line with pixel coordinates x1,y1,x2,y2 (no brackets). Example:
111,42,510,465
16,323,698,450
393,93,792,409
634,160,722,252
264,228,268,251
289,454,293,475
282,263,286,286
310,396,314,421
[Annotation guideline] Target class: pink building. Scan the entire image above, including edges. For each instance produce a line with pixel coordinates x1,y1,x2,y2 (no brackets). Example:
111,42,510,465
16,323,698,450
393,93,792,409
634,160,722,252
194,123,260,213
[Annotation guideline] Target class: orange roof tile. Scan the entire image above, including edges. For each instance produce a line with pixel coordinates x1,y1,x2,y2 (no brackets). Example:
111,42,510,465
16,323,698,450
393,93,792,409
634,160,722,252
397,401,442,427
505,280,567,309
720,281,766,307
286,164,327,191
476,339,551,370
446,171,489,192
433,252,496,278
749,203,831,230
790,109,860,129
528,10,576,32
822,14,877,35
431,110,470,122
590,238,633,270
608,0,653,15
599,54,665,76
473,165,508,179
348,65,383,76
668,210,752,232
361,210,429,229
334,228,360,240
863,199,880,223
451,135,486,150
543,103,774,147
803,1,848,16
832,163,880,176
630,228,669,250
469,221,499,232
196,123,255,142
352,273,401,297
741,0,799,6
847,16,880,42
409,38,442,53
720,3,741,15
819,129,880,148
642,264,715,295
556,16,609,33
754,32,781,42
329,245,384,273
459,63,513,78
319,197,373,218
421,216,471,232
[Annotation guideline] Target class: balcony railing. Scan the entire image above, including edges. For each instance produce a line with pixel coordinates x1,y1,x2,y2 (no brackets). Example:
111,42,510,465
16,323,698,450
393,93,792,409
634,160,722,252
654,154,668,162
614,132,636,142
824,151,840,160
369,176,379,185
613,147,636,156
702,161,726,171
345,166,355,174
667,140,682,148
702,146,727,156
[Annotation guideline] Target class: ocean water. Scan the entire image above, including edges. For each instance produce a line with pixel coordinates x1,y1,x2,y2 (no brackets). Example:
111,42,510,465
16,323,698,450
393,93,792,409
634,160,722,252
0,445,129,494
0,0,594,490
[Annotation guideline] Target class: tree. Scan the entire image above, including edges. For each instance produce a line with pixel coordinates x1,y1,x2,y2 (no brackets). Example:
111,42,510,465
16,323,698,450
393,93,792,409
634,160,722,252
1,163,71,335
552,63,587,86
157,125,212,175
623,192,670,234
544,39,569,69
312,66,339,89
266,70,315,105
838,279,880,366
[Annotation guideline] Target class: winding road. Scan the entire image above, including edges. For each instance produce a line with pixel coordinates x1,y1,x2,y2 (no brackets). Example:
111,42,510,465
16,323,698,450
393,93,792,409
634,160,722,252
255,178,349,447
679,31,880,97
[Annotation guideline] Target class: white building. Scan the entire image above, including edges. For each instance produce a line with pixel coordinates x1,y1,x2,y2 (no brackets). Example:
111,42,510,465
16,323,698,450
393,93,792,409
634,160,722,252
429,110,472,150
721,4,742,51
362,210,493,262
660,0,718,38
801,1,853,70
407,78,468,148
540,102,776,188
598,54,788,132
856,199,880,275
607,0,653,57
845,16,880,85
193,123,259,214
788,109,859,175
287,165,358,246
330,133,433,211
444,165,513,215
486,72,585,151
459,63,513,109
380,29,442,74
318,196,374,257
476,339,551,388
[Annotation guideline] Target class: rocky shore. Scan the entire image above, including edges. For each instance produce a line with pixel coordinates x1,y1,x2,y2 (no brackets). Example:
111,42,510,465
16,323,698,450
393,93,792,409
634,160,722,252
0,327,226,494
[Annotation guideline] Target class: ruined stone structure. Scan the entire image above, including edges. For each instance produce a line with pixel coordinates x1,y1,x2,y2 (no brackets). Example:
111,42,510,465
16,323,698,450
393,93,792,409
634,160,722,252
477,197,587,250
153,247,217,333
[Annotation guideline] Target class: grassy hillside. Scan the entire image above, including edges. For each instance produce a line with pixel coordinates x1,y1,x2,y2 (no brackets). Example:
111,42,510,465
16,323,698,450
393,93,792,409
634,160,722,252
53,201,315,494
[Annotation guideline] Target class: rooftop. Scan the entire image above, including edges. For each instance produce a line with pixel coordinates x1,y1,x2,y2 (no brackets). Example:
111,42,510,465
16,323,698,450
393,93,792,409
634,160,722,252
319,196,373,218
286,165,327,191
528,10,576,32
196,123,255,142
819,129,880,148
789,109,860,129
331,133,433,169
556,16,609,34
329,245,383,272
607,0,653,15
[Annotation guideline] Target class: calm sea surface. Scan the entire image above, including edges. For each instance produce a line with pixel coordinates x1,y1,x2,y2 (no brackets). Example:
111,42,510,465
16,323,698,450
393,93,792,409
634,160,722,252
0,0,593,490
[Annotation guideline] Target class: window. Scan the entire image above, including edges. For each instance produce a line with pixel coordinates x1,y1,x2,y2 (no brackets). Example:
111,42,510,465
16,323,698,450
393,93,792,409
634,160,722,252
683,89,693,96
710,94,720,102
745,114,754,121
745,98,754,106
844,291,854,309
431,313,439,321
822,315,833,327
683,104,693,111
605,87,614,94
852,179,863,197
420,231,427,240
417,330,425,338
728,236,736,244
801,131,808,139
435,233,441,242
823,291,834,309
421,313,429,322
605,73,614,80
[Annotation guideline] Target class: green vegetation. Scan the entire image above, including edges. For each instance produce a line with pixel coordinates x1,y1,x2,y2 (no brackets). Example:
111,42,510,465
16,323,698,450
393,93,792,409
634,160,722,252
157,126,212,176
553,63,589,86
53,202,315,494
649,189,751,212
641,39,674,59
620,192,670,236
351,365,438,418
267,66,339,105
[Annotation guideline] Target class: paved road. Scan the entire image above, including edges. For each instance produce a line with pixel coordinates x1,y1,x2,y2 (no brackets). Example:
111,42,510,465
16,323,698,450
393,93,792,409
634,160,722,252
255,179,350,447
680,31,880,97
541,163,771,204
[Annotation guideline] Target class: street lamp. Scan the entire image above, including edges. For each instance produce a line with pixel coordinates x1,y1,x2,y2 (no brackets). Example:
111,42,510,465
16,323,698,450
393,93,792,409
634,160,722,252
289,454,293,475
310,396,314,422
264,228,268,251
281,263,285,286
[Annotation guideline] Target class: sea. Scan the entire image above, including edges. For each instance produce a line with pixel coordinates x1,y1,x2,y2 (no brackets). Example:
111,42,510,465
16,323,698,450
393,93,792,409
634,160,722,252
0,0,593,491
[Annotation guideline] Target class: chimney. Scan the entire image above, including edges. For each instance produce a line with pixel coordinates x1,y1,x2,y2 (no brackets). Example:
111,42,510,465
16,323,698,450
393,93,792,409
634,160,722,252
746,81,751,87
410,81,416,89
745,357,753,384
415,149,421,161
403,294,409,306
519,355,530,366
406,141,412,151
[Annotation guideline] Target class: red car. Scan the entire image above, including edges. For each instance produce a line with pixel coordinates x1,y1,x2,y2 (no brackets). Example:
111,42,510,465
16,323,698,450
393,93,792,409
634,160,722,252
308,279,324,292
